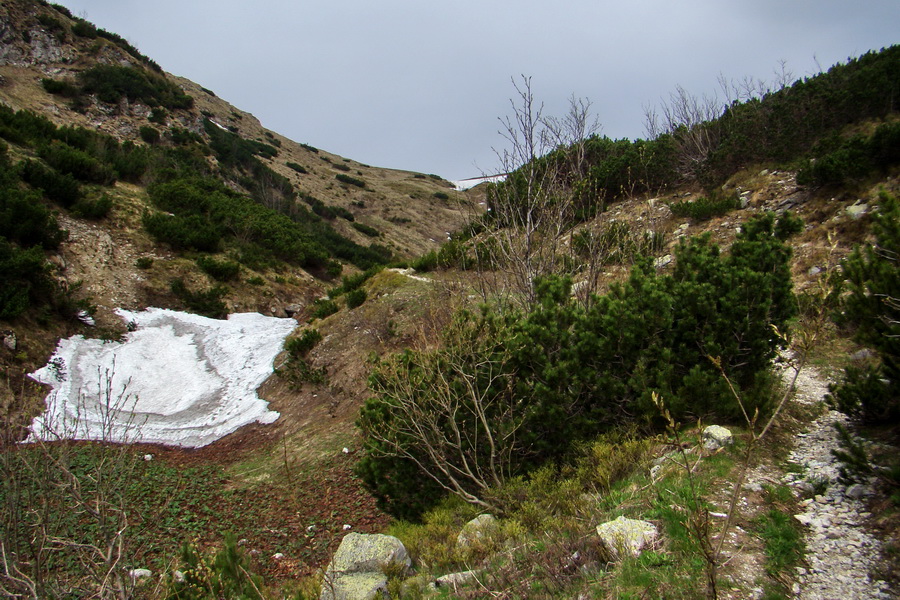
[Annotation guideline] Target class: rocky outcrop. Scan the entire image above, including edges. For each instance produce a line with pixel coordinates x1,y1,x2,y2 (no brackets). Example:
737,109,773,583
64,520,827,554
320,533,411,600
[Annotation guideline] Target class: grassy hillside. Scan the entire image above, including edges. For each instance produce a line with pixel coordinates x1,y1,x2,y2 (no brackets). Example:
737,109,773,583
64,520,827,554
0,0,472,374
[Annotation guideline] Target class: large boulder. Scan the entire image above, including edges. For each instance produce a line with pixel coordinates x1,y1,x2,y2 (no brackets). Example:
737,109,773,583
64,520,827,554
702,425,733,451
320,572,389,600
320,533,411,600
457,514,498,548
596,516,658,560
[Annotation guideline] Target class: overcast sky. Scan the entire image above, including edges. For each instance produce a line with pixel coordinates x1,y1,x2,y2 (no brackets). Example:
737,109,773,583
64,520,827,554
55,0,898,180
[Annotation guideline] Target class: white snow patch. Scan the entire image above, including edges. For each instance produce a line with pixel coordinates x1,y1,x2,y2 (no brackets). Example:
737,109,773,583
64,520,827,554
28,308,297,448
451,174,506,191
209,119,229,131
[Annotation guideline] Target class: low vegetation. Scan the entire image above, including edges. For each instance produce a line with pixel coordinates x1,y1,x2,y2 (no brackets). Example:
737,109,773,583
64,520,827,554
828,192,900,424
43,64,193,111
358,212,802,517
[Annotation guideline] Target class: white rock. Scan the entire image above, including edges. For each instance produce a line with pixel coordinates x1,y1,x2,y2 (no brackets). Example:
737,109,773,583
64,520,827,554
702,425,733,450
596,516,658,560
434,570,478,590
654,255,673,269
129,568,152,580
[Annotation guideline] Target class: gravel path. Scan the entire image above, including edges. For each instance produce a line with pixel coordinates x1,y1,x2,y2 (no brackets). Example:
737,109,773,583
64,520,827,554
782,365,895,599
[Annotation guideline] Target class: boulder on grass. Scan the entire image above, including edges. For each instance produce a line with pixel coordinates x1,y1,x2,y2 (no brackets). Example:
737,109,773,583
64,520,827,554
457,514,498,548
320,533,411,600
596,516,658,560
702,425,733,451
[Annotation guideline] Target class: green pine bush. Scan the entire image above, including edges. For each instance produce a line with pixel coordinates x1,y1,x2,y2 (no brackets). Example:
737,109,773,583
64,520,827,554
358,213,800,516
196,256,241,281
828,192,900,423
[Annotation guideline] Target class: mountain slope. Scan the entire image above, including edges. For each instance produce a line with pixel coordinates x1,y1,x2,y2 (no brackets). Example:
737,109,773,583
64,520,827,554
0,0,474,329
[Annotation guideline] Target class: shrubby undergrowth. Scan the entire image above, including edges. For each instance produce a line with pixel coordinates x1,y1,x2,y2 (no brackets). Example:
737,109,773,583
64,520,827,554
829,192,900,423
358,212,801,517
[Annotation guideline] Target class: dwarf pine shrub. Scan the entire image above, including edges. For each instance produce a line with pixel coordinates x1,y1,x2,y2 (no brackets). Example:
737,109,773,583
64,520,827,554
358,212,800,516
828,192,900,423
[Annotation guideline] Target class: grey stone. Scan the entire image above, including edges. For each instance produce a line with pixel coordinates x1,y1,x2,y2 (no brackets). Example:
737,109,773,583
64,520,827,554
702,425,733,450
743,481,764,493
654,254,673,269
846,484,871,499
320,533,411,600
1,330,15,351
433,570,478,591
596,516,658,560
457,514,498,548
846,202,868,219
850,348,875,362
794,513,813,526
326,533,410,576
320,572,388,600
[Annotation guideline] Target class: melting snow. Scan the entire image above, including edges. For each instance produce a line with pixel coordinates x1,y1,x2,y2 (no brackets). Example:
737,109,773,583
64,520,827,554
451,174,506,191
28,308,297,448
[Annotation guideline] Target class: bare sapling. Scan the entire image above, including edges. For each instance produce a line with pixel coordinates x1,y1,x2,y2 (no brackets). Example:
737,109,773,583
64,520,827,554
475,76,600,309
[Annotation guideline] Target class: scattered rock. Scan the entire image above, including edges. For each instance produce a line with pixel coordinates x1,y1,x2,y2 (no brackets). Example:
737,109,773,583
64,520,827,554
0,330,15,351
743,481,764,493
807,266,822,276
845,483,871,499
457,514,498,548
76,310,95,326
850,348,875,362
702,425,733,450
783,373,894,600
846,202,868,219
654,254,673,269
432,570,478,591
596,516,658,560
